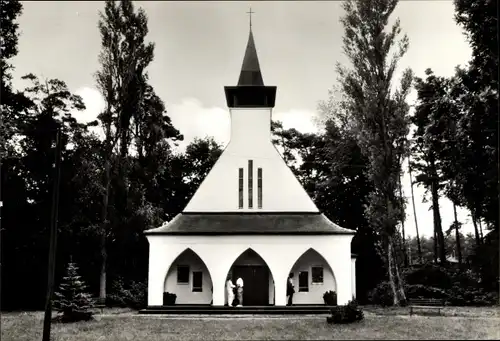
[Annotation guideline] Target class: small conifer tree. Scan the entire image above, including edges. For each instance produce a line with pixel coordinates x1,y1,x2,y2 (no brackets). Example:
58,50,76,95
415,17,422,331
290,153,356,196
53,261,94,322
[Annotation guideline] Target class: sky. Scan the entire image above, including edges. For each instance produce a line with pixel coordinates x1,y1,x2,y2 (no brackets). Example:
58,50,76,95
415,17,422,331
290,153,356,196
11,1,478,238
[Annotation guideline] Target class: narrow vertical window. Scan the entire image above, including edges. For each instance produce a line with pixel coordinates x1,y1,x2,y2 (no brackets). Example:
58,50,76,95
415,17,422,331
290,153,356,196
238,168,244,209
299,271,309,292
248,160,253,208
257,168,262,209
192,271,203,292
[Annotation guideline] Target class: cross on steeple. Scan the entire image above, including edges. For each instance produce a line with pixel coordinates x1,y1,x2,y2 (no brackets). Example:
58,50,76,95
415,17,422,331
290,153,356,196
247,7,254,29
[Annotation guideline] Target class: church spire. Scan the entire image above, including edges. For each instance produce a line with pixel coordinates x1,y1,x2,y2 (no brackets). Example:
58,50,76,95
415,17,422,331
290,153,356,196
237,8,264,86
224,10,276,108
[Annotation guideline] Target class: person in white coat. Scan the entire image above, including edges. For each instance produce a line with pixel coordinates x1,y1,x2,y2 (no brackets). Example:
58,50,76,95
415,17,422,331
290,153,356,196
236,277,244,307
226,276,235,307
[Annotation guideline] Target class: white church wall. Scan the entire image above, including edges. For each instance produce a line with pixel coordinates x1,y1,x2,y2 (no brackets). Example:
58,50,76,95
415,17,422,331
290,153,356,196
164,249,213,304
289,249,336,305
183,108,319,213
146,234,353,306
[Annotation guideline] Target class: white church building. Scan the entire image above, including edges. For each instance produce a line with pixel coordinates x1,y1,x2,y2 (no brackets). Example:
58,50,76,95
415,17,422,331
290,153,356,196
144,24,356,308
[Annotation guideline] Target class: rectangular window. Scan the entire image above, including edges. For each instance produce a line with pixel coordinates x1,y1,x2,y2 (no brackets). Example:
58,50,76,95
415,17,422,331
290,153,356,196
177,265,189,284
298,271,309,292
257,168,262,209
238,168,244,209
311,266,324,284
248,160,253,208
192,271,203,292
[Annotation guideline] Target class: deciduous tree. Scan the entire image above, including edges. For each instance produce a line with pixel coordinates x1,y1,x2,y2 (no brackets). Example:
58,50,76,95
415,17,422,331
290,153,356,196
336,0,412,305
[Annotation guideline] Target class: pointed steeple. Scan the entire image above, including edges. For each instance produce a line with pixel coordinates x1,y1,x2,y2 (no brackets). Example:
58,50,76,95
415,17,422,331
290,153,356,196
237,29,264,86
224,10,276,108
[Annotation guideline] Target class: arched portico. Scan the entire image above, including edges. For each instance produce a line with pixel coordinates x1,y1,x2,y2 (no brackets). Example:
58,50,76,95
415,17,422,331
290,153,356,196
224,248,275,306
164,248,213,304
287,248,336,305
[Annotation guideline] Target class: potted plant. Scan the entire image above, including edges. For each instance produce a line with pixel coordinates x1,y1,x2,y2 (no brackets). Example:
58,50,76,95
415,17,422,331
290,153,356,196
163,292,177,305
323,290,337,306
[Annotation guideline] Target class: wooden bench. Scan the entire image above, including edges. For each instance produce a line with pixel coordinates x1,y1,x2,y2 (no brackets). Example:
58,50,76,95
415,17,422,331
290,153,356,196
409,298,445,316
93,297,106,314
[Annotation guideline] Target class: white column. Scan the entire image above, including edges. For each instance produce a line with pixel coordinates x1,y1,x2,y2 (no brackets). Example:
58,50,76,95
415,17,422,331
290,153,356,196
274,278,287,306
321,248,352,306
351,257,357,299
211,276,226,306
268,265,288,306
205,260,229,306
147,241,166,306
337,260,353,305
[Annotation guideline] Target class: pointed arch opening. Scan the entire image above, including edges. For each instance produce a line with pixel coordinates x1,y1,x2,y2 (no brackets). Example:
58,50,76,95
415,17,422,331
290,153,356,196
225,248,275,306
164,248,213,305
287,248,336,305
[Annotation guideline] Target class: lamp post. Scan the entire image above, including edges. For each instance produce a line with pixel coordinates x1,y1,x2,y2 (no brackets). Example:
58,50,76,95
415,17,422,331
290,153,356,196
42,127,63,341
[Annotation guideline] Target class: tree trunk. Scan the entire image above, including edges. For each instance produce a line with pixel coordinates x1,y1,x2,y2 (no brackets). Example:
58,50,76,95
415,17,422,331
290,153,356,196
398,173,408,267
99,157,111,301
453,202,463,267
433,230,438,264
471,212,481,246
387,240,399,306
393,245,407,306
408,160,423,263
430,177,446,265
478,219,484,241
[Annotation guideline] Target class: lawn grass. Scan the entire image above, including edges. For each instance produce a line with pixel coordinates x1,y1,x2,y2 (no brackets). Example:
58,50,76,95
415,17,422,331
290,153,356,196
2,308,499,340
363,305,500,317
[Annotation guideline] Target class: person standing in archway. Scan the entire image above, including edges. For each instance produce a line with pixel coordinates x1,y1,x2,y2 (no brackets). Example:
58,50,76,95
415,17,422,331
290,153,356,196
236,277,244,307
226,276,236,307
287,273,295,306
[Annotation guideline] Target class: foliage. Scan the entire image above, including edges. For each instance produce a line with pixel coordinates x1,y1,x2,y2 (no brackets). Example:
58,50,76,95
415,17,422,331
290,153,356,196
403,264,453,289
450,0,498,230
53,262,95,323
323,290,338,306
367,281,395,307
327,300,364,324
447,284,498,306
107,278,147,309
336,0,412,306
272,117,383,303
411,69,451,263
0,0,25,157
404,284,449,300
369,264,498,307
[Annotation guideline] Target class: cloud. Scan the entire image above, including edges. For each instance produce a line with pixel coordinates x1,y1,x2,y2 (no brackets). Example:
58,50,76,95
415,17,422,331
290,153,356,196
273,109,320,134
168,98,230,148
73,86,105,139
73,86,105,123
166,99,321,149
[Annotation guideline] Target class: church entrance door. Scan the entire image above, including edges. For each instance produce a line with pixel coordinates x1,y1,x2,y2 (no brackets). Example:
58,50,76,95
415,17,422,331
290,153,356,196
232,265,269,306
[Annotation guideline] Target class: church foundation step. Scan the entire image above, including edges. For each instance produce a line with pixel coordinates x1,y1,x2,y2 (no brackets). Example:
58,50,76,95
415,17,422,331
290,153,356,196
139,305,334,315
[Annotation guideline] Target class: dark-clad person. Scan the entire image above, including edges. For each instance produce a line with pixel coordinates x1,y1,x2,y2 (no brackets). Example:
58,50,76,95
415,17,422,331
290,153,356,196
286,273,295,306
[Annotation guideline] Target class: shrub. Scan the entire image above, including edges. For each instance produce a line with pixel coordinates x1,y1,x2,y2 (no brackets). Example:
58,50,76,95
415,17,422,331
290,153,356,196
108,278,147,309
367,281,394,307
163,292,177,305
323,290,337,306
53,262,94,323
446,285,498,306
369,279,497,307
403,264,453,289
327,300,364,324
405,284,449,300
